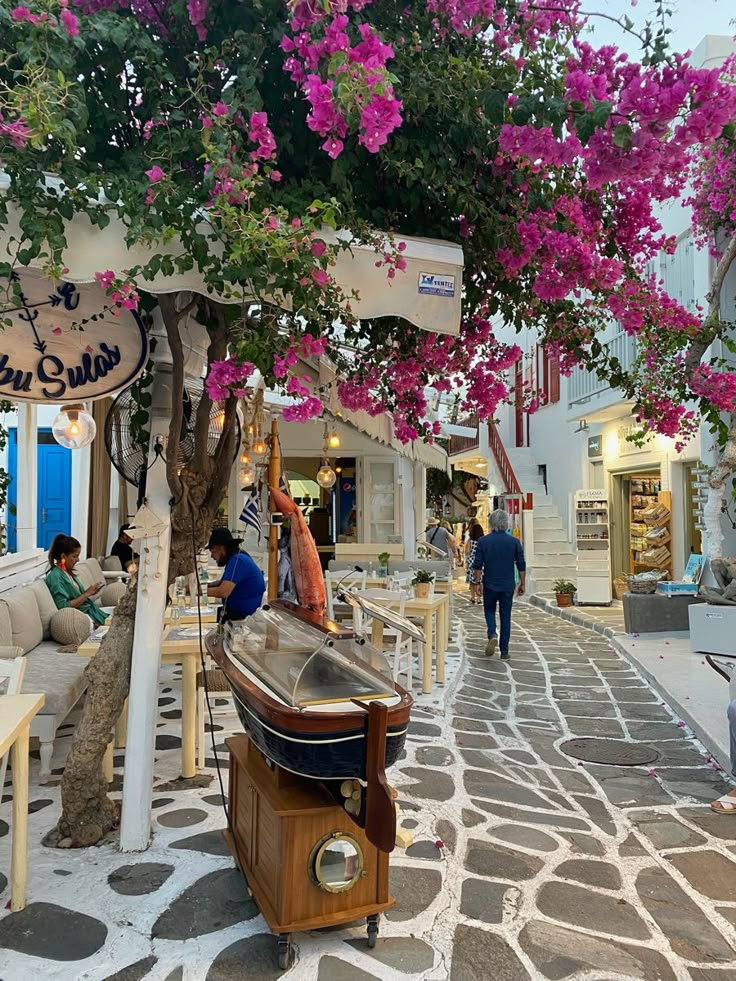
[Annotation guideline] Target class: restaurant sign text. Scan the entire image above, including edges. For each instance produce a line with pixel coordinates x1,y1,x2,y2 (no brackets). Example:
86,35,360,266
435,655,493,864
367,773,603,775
0,268,147,402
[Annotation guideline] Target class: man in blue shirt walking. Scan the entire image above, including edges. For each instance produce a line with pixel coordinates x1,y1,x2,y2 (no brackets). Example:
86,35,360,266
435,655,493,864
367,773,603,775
472,509,526,660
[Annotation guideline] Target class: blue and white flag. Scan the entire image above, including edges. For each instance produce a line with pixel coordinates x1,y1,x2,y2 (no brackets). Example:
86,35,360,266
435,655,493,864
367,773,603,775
240,483,262,542
279,470,291,497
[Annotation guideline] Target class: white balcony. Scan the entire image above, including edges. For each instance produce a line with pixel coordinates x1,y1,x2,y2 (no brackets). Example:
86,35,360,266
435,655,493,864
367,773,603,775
567,330,638,422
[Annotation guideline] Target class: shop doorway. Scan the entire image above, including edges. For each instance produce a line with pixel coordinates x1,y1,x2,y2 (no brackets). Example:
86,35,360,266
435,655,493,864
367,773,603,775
610,468,666,579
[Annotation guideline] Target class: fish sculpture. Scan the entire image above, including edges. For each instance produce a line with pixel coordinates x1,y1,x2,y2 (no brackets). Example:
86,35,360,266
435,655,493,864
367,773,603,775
270,485,327,615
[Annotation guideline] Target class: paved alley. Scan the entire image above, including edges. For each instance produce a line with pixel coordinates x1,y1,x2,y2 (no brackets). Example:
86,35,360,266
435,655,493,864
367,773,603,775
393,600,736,981
3,600,736,980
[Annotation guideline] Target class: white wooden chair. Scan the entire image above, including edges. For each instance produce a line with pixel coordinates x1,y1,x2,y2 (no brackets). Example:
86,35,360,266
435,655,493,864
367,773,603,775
0,655,27,793
353,588,415,691
325,569,368,622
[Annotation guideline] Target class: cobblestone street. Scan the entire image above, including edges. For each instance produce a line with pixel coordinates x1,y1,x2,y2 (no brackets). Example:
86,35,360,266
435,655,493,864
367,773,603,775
3,600,736,979
390,600,736,981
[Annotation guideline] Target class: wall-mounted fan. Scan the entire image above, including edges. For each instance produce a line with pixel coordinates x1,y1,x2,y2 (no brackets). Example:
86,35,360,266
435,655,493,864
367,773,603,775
104,381,240,497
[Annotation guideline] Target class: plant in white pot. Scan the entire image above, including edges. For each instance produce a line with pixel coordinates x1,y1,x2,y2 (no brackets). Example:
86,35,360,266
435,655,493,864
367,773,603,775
412,569,435,599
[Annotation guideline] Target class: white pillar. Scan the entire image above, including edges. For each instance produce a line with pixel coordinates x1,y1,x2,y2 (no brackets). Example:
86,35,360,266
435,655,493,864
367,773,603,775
410,462,426,559
398,457,415,560
72,439,91,555
120,364,174,852
16,405,37,552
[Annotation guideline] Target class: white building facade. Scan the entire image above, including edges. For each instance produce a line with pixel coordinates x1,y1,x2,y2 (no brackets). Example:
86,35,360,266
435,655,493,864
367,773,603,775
454,35,736,596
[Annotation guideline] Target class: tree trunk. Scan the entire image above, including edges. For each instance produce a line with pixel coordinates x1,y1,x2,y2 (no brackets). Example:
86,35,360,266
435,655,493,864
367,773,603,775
45,298,238,847
45,475,231,847
44,585,137,847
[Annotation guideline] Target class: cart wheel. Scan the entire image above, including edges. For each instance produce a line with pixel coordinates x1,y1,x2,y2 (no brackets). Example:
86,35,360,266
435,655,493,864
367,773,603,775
367,914,379,949
277,935,291,970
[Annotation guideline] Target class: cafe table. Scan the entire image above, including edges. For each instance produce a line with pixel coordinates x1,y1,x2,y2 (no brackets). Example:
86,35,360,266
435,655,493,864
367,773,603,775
0,693,45,911
355,589,450,695
78,623,211,779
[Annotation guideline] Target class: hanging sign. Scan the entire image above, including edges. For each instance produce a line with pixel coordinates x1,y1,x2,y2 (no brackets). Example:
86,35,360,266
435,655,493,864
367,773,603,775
0,268,148,402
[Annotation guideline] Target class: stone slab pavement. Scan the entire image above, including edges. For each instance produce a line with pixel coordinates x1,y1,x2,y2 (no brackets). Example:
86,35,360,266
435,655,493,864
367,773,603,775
2,601,736,979
531,593,732,775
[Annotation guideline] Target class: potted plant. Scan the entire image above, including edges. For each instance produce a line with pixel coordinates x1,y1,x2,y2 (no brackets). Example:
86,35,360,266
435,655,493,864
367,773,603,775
554,579,577,608
377,552,391,578
412,569,435,599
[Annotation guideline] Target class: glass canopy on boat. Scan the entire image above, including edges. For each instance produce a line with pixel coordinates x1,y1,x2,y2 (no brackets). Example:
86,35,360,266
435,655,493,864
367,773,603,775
224,605,396,708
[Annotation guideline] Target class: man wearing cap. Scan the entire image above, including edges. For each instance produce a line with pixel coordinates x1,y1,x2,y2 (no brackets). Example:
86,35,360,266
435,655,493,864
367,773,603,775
207,528,265,621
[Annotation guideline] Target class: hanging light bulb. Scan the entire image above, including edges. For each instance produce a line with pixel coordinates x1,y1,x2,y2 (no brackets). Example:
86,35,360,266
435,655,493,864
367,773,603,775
240,451,251,465
52,404,96,450
316,460,337,489
328,429,341,449
252,437,267,456
239,464,255,489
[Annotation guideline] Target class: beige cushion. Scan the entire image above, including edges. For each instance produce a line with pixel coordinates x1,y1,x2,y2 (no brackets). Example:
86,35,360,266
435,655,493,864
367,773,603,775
100,581,127,607
30,579,58,639
74,560,95,590
77,558,104,589
0,645,24,660
101,555,123,572
0,601,12,647
0,589,44,654
23,651,91,716
50,608,92,647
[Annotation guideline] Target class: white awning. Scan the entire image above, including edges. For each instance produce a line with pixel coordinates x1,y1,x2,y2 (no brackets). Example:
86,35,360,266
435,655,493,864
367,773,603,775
0,178,463,335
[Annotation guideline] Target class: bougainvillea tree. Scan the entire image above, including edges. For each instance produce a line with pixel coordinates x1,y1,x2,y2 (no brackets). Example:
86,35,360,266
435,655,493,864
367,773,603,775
2,0,736,842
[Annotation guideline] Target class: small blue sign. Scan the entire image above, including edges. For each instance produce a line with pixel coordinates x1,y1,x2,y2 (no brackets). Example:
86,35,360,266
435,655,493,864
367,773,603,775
418,272,455,297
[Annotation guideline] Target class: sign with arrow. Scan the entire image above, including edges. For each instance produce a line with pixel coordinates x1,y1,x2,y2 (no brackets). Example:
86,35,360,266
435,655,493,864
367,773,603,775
0,268,147,402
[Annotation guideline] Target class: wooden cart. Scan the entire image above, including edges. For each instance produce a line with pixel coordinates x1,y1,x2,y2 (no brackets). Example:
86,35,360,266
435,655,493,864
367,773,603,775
225,734,394,970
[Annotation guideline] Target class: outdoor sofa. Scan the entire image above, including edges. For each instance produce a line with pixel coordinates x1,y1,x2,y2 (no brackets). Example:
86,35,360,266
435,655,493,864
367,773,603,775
0,557,126,782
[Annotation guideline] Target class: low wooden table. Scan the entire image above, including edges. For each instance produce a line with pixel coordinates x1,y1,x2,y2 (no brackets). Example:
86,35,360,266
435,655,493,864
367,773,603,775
357,591,450,695
78,623,209,779
0,693,45,911
164,605,218,625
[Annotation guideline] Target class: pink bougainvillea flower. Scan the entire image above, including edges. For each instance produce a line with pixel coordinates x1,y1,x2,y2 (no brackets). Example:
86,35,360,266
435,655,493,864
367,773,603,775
59,7,79,35
94,270,116,290
311,240,327,256
311,268,329,287
212,101,229,117
145,165,165,183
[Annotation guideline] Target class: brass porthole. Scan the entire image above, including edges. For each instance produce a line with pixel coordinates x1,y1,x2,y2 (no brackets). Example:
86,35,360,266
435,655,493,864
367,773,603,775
308,832,365,893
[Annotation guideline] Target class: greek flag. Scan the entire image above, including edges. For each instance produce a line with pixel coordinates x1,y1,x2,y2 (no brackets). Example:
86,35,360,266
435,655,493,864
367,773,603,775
279,471,291,496
240,483,262,542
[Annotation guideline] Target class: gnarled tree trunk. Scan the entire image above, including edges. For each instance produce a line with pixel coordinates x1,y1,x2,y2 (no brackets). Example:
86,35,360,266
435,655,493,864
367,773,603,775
45,296,239,847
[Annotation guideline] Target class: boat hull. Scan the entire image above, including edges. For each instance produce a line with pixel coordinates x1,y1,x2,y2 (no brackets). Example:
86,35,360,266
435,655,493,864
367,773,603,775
207,631,412,783
231,688,407,781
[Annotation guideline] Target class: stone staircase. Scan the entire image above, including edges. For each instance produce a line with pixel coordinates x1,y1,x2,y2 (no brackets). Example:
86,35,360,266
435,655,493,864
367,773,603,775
506,447,577,597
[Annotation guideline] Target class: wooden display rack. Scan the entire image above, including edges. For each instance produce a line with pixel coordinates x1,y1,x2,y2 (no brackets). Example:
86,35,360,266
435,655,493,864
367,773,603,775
630,487,672,578
225,734,394,969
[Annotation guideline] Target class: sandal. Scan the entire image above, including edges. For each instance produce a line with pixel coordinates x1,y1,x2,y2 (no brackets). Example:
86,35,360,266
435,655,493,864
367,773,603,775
711,789,736,814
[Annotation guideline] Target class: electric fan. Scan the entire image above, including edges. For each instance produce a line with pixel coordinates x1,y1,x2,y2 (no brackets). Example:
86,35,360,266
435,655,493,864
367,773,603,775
104,380,241,497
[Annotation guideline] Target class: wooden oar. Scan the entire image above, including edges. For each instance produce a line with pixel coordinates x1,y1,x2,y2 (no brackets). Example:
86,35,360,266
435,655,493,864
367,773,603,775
352,698,396,854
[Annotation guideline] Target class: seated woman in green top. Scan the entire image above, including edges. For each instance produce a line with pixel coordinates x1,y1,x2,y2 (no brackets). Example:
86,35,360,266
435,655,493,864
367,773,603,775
45,534,108,626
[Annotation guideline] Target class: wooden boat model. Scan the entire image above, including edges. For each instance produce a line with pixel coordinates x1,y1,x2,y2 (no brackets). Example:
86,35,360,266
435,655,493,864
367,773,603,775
206,598,416,851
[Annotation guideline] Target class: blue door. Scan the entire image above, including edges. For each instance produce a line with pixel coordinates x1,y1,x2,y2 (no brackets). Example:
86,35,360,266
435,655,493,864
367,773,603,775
8,429,72,552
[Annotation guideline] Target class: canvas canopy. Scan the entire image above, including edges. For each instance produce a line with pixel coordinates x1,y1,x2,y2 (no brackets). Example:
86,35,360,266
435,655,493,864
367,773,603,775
0,177,464,336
